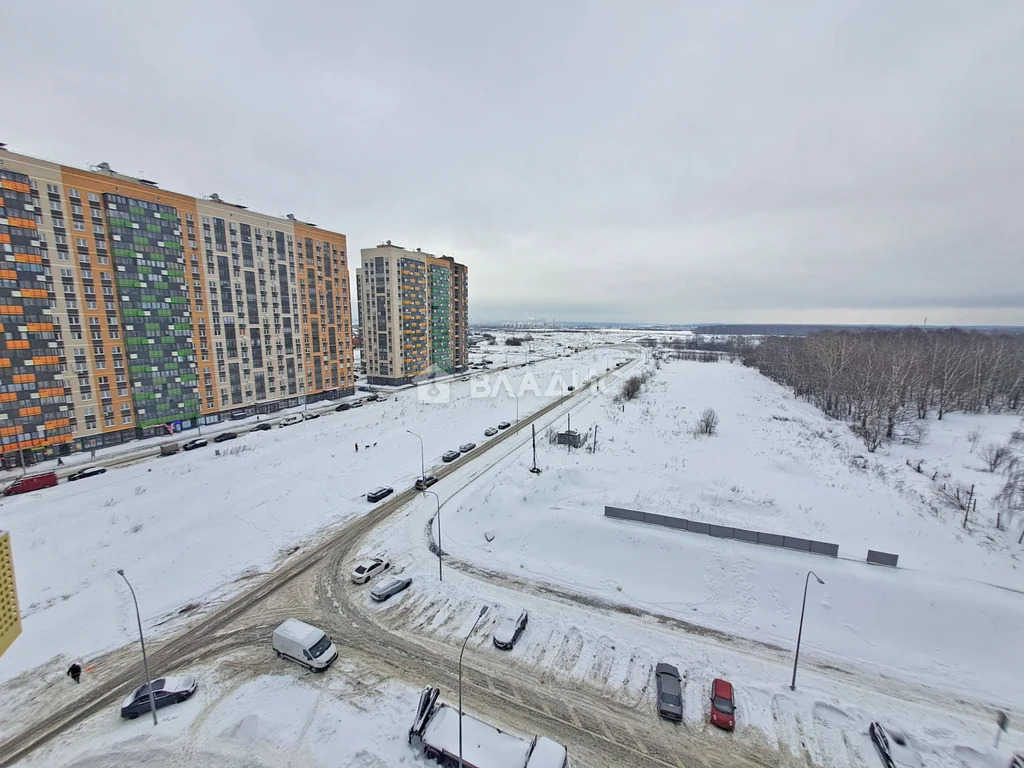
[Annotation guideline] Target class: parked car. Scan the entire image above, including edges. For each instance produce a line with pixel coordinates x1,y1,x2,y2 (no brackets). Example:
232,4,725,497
3,472,58,496
415,475,438,490
213,431,238,443
358,386,374,392
376,395,389,402
120,676,197,719
442,450,461,463
251,423,272,432
498,421,511,430
709,678,735,731
655,662,683,721
371,577,412,602
272,618,338,672
335,402,351,412
567,386,575,391
280,413,303,427
351,556,390,584
460,376,470,382
182,438,208,451
869,722,922,768
459,443,476,453
366,486,393,503
304,411,321,420
68,466,107,482
351,400,364,408
365,393,379,402
492,609,528,650
484,427,498,436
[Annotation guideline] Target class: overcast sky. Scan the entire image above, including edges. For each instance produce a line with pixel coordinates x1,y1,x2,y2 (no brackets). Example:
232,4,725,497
3,2,1023,325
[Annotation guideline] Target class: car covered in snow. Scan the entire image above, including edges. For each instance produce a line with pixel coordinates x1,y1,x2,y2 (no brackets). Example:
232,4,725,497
459,442,476,453
655,662,682,721
120,676,197,719
371,576,412,602
303,411,321,420
366,486,393,503
869,722,922,768
351,556,390,584
492,609,529,650
484,427,498,436
68,466,107,482
709,677,735,731
441,450,461,463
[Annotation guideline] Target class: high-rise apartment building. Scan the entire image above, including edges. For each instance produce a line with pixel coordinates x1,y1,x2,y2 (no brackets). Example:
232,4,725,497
0,530,20,657
356,243,468,385
0,145,354,461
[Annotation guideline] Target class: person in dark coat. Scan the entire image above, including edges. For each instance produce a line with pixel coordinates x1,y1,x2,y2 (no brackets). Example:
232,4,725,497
354,442,359,452
67,662,82,683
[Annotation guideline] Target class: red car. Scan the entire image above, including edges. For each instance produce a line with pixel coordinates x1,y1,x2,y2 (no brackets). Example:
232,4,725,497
709,678,735,731
3,471,58,496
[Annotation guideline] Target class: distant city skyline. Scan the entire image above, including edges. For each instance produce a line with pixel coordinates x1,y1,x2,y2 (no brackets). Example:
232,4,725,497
3,1,1022,327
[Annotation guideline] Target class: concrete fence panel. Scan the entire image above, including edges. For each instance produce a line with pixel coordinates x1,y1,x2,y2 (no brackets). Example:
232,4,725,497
757,532,786,548
809,541,840,558
733,528,759,543
643,513,669,527
687,520,711,535
866,550,899,567
605,506,644,522
708,524,734,539
783,536,813,552
664,516,688,530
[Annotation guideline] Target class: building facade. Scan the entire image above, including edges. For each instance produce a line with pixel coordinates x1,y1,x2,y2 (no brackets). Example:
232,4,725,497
0,146,354,460
0,530,20,658
356,243,468,385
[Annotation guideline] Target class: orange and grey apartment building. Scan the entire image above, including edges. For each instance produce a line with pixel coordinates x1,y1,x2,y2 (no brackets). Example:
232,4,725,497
356,242,468,386
0,144,354,464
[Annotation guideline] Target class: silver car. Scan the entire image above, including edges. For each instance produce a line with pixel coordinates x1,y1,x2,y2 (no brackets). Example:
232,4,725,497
370,577,412,602
492,609,528,650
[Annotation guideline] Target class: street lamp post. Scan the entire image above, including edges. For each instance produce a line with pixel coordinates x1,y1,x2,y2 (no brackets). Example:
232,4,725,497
790,570,825,691
459,606,489,768
406,429,425,481
514,392,519,423
116,569,158,726
424,489,443,581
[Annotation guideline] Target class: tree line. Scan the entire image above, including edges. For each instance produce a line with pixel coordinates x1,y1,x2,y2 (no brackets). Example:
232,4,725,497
741,329,1024,451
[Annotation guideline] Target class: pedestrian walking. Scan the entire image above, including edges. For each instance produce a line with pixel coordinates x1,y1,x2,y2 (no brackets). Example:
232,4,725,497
67,662,82,683
354,442,359,453
90,449,96,459
57,456,64,466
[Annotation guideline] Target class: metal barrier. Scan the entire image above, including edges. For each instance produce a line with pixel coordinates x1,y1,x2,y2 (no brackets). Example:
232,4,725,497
866,550,899,567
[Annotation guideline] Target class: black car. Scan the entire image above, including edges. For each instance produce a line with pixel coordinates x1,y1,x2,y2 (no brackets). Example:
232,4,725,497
68,466,107,482
120,676,197,719
415,475,438,490
442,450,461,463
367,486,394,503
251,423,272,432
567,386,575,391
182,438,208,451
365,393,379,402
213,431,238,443
655,662,683,721
492,610,528,650
498,421,511,430
335,403,351,412
370,577,412,602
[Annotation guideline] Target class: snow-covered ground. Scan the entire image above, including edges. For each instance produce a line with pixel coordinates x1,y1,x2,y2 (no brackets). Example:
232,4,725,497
356,356,1024,767
0,346,619,696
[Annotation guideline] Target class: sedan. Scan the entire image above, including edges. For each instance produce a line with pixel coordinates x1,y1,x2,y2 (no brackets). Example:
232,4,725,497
492,609,528,650
415,475,438,490
335,403,351,412
498,421,511,430
351,400,364,409
366,486,393,503
567,386,575,392
68,466,107,482
442,450,461,463
213,431,238,443
709,678,735,731
250,423,272,432
303,412,320,420
655,662,683,721
351,556,390,584
869,722,922,768
376,395,389,402
370,577,412,602
120,676,197,719
365,394,379,402
182,439,208,451
484,427,498,437
459,443,476,453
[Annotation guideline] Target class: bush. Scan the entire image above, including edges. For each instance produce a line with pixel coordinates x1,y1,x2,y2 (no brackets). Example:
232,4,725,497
981,443,1011,472
694,408,719,436
621,375,644,401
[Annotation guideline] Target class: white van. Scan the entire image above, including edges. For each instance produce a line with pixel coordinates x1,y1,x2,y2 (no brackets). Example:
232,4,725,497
279,413,303,427
272,619,338,671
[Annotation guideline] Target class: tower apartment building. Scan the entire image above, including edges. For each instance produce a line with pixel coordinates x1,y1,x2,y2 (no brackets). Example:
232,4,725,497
0,530,20,657
0,145,354,461
356,242,468,385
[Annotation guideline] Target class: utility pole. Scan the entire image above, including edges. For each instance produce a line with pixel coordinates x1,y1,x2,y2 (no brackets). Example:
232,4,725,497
529,424,541,474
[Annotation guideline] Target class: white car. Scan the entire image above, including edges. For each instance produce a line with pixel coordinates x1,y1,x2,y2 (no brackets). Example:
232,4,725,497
492,609,529,650
869,722,922,768
351,556,390,584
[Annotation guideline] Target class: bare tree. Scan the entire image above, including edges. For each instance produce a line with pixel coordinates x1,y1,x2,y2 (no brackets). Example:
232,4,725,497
967,426,984,453
981,443,1011,472
694,408,719,436
620,375,643,401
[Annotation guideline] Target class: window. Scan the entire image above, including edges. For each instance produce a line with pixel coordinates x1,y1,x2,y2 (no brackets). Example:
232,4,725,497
50,200,62,211
88,192,99,203
47,183,59,194
71,204,83,215
68,188,79,199
122,413,132,424
74,221,85,231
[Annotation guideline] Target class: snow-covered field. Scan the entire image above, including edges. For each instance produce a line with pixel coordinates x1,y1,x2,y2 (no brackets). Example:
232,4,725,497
0,345,620,693
358,355,1024,767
